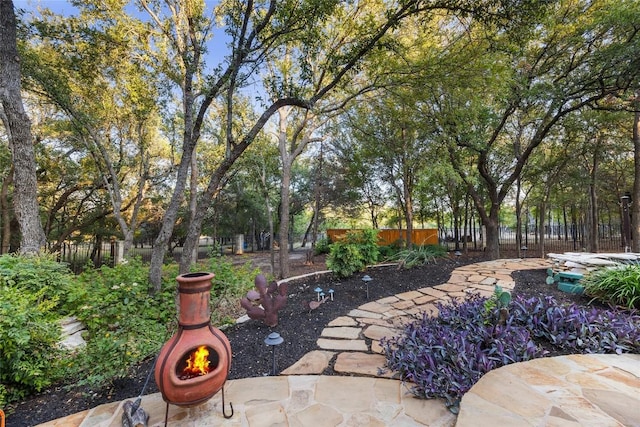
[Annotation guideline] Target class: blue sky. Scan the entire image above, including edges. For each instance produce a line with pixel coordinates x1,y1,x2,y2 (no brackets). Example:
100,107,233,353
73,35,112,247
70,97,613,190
14,0,275,113
14,0,79,15
14,0,232,72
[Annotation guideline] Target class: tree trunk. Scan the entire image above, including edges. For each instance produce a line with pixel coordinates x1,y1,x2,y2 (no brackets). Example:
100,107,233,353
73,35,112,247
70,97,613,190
404,180,413,248
121,148,150,258
278,151,292,278
463,196,470,253
188,149,199,265
632,95,640,252
150,142,194,290
0,0,46,254
484,216,500,259
585,137,601,252
301,211,314,248
587,182,599,252
267,198,275,276
258,159,275,275
289,213,294,252
310,194,320,260
538,202,546,258
453,207,461,251
515,177,523,257
0,164,13,254
176,100,306,277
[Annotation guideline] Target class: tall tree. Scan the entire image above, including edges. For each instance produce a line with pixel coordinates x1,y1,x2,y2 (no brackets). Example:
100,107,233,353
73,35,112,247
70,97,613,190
20,8,167,258
143,0,334,288
176,0,524,283
339,90,433,247
439,0,640,258
273,107,322,278
0,0,46,254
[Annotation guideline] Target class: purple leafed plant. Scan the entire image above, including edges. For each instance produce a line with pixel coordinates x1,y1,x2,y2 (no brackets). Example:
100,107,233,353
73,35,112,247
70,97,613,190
382,293,640,411
509,296,640,354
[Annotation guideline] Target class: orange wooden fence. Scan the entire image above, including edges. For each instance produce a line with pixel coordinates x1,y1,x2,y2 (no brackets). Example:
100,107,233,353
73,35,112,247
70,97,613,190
326,229,439,246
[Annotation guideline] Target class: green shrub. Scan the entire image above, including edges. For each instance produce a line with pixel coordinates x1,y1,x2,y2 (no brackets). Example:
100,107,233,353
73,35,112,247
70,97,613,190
327,242,364,278
0,253,73,312
0,285,64,405
326,229,380,278
0,254,262,397
206,256,262,296
582,264,640,309
392,244,448,269
314,238,331,255
377,243,401,260
64,258,173,387
205,256,262,325
0,254,73,405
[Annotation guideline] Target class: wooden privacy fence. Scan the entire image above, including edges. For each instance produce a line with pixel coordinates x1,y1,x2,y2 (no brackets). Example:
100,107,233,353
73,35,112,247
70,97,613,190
326,229,439,246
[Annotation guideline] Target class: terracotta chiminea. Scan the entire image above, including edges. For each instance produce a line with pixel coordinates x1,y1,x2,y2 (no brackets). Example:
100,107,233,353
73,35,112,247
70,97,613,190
154,272,232,409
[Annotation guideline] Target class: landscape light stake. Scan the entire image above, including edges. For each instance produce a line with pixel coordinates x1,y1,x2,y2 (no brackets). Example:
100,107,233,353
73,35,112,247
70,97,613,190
265,332,284,376
362,275,372,299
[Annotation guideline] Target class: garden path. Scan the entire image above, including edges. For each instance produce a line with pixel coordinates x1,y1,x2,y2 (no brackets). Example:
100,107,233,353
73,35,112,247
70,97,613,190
36,258,640,426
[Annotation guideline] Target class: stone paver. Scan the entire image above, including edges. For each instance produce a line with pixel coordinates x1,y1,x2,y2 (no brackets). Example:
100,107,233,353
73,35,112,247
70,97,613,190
418,287,449,298
320,326,361,339
316,338,368,351
434,283,468,292
396,290,425,301
347,308,382,319
327,316,357,327
37,257,640,427
363,324,399,341
281,350,335,375
333,352,389,376
457,354,640,427
40,376,456,427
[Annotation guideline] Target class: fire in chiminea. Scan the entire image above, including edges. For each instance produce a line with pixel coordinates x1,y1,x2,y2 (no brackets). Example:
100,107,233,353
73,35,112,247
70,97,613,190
154,272,233,416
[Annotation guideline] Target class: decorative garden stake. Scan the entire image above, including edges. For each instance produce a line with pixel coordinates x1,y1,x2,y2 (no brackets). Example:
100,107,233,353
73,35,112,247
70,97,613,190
264,332,284,376
314,287,323,301
306,296,326,312
328,289,335,301
362,275,372,299
240,275,288,327
454,250,461,263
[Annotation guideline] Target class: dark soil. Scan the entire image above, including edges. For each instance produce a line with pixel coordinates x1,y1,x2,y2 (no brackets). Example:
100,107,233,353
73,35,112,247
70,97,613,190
5,253,599,427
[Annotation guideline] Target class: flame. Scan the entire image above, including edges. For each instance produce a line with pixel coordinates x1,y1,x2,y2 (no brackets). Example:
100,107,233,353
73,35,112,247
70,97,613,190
183,345,211,377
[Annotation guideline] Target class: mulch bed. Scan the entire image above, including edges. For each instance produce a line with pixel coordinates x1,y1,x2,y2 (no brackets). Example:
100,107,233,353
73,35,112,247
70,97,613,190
6,256,597,427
